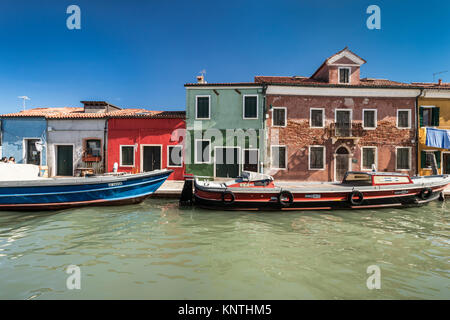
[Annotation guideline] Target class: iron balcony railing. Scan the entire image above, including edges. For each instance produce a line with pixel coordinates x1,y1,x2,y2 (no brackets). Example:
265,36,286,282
328,122,364,138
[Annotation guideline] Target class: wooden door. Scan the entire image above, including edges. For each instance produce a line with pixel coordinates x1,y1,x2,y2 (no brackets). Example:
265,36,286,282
57,145,73,176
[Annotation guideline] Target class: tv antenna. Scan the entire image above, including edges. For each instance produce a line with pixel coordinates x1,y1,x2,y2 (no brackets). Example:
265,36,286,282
433,70,448,82
199,69,206,77
18,96,30,111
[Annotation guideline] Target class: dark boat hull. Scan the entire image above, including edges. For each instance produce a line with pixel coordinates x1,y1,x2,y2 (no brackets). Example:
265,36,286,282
193,182,447,211
0,170,173,211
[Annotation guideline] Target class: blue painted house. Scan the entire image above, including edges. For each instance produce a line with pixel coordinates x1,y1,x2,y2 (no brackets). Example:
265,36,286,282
0,110,48,165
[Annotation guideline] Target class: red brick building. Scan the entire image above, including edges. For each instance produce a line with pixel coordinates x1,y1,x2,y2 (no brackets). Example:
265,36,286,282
257,48,422,181
107,111,186,180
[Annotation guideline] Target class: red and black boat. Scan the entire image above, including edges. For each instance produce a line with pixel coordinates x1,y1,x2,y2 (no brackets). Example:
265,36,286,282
189,171,450,211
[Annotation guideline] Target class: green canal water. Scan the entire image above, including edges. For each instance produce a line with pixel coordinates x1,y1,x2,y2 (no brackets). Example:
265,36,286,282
0,199,449,300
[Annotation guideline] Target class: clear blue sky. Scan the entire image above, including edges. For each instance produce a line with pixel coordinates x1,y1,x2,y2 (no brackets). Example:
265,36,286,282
0,0,448,113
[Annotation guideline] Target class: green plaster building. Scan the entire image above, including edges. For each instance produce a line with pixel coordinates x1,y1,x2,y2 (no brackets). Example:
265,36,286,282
185,77,265,178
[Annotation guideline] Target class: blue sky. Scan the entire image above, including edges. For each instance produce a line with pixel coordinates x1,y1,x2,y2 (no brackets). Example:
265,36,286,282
0,0,448,113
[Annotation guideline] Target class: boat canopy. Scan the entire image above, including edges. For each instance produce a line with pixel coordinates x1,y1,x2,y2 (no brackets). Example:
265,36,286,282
240,171,273,182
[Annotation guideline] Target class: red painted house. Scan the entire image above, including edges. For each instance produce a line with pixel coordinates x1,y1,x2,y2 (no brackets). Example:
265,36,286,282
107,111,186,180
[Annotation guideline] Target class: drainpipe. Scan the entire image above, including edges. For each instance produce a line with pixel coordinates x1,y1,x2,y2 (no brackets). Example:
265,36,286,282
261,83,268,174
104,118,108,173
415,88,424,176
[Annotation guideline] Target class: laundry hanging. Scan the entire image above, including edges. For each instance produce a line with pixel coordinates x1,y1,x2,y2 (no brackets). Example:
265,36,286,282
425,128,450,149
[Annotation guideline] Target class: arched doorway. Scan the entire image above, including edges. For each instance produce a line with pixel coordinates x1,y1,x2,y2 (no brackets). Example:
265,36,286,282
335,146,351,182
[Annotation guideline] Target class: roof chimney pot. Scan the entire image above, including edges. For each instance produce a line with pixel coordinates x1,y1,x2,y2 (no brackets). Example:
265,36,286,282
197,75,206,84
438,79,442,85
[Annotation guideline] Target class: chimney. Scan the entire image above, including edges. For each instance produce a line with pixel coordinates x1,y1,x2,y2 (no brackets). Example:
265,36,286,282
438,79,442,85
197,75,206,84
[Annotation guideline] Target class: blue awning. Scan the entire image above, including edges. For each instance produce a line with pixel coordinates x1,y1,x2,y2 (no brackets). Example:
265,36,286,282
425,128,450,149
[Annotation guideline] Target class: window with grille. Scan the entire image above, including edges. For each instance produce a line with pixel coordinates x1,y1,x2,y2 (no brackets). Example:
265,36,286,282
272,108,286,127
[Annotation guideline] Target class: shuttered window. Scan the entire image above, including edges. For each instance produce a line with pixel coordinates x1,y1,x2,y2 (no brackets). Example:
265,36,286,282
421,151,441,169
362,147,376,170
397,110,411,128
419,107,439,127
196,96,210,119
272,108,286,127
244,96,258,119
363,110,376,129
310,109,324,127
195,140,210,163
396,148,410,170
120,146,134,166
168,145,182,167
309,146,325,170
272,146,286,169
339,68,350,84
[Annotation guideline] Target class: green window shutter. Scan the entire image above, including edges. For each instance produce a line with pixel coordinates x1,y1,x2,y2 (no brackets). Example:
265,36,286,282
432,107,440,126
421,151,427,168
419,107,424,127
434,151,441,168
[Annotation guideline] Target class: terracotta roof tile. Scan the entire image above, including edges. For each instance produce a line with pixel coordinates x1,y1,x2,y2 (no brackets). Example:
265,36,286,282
184,82,260,87
254,76,450,89
1,107,186,119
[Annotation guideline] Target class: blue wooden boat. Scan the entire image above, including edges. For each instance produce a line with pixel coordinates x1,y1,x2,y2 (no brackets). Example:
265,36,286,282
0,169,173,211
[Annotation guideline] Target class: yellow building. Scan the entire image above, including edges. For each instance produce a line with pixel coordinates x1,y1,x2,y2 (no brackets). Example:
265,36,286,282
418,87,450,176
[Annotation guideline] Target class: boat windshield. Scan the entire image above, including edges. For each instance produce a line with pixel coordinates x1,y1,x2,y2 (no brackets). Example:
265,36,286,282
342,173,372,186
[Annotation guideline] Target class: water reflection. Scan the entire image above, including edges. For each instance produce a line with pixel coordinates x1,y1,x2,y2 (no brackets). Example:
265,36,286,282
0,199,448,299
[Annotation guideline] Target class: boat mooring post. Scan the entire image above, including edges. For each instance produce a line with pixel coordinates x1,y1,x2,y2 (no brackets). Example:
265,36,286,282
179,175,194,206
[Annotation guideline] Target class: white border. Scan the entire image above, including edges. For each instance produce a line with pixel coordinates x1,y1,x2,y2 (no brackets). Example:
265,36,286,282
396,109,411,129
308,145,325,170
395,146,412,171
362,109,377,129
361,146,377,171
167,145,183,168
194,139,211,164
214,146,241,178
243,95,258,119
140,144,162,172
271,145,287,170
120,145,135,167
195,95,211,120
310,108,325,128
271,107,287,127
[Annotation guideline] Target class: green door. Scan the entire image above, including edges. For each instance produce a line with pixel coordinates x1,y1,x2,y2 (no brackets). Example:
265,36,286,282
215,147,240,178
57,145,73,176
